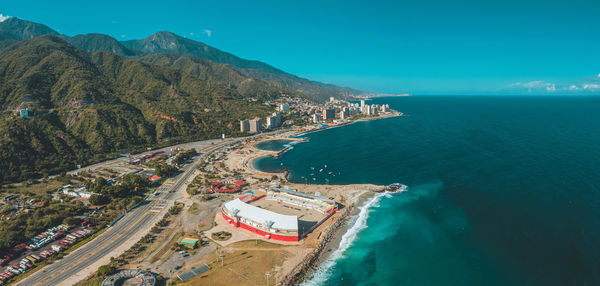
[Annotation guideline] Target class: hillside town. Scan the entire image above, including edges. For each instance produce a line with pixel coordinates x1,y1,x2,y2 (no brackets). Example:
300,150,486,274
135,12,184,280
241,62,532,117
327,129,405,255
0,95,401,286
240,97,396,133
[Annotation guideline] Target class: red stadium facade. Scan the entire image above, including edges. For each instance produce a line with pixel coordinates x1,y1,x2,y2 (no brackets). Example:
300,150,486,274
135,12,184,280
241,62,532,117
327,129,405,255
221,212,298,241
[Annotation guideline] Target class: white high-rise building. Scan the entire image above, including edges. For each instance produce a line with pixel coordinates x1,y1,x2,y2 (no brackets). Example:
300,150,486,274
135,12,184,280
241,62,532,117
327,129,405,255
240,119,250,132
371,104,378,115
266,112,281,129
249,118,262,133
312,113,321,123
278,103,290,112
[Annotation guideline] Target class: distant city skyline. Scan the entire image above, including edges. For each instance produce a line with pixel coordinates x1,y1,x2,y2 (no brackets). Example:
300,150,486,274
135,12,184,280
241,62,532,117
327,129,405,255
2,0,599,95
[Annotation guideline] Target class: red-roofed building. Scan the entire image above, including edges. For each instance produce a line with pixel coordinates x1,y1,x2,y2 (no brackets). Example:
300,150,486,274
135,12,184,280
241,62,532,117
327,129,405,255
149,175,162,183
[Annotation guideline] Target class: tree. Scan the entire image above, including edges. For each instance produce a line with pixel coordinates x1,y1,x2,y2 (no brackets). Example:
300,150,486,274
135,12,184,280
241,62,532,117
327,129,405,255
89,194,111,205
120,174,150,189
62,216,80,226
155,163,178,177
95,265,117,277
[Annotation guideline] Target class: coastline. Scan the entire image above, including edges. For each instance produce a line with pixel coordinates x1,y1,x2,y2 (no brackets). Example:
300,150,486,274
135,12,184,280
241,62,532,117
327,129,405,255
289,191,375,285
246,111,404,181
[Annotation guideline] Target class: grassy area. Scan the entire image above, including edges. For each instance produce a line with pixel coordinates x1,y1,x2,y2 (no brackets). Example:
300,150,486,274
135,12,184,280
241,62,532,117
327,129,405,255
150,230,184,264
1,179,65,196
74,278,103,286
188,202,200,215
7,227,107,285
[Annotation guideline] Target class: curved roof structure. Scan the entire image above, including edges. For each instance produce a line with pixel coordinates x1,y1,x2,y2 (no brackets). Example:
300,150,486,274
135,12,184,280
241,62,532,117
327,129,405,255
224,198,298,231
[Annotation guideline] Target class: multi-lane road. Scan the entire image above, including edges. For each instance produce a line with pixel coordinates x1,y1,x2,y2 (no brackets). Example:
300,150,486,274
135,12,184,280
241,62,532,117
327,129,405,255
16,139,236,286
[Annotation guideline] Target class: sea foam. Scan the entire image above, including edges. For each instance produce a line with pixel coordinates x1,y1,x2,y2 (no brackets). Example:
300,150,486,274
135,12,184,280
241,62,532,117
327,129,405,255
300,186,407,286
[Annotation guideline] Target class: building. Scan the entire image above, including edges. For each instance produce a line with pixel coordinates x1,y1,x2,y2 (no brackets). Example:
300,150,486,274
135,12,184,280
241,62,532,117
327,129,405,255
278,103,290,112
221,188,336,241
340,107,349,119
60,186,94,199
329,96,335,103
360,100,366,109
371,104,379,115
249,118,262,133
311,113,321,123
19,108,30,118
240,119,250,132
266,188,335,214
322,108,336,121
179,237,199,249
222,196,298,241
382,104,390,112
266,112,281,129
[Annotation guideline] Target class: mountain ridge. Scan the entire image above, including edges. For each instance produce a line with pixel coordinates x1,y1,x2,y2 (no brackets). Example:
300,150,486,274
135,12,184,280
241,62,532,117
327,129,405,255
0,17,366,101
0,35,274,183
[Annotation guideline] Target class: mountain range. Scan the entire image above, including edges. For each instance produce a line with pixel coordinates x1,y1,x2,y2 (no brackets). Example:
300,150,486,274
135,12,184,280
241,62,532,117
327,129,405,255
0,17,365,183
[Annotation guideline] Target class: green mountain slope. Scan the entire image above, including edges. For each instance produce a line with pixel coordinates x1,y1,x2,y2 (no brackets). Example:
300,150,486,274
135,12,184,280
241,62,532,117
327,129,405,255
0,36,273,183
0,18,365,101
0,17,59,49
122,31,364,100
65,33,140,57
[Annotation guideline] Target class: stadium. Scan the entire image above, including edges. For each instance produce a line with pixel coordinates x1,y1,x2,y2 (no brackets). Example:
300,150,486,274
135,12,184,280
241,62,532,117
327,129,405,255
221,187,338,241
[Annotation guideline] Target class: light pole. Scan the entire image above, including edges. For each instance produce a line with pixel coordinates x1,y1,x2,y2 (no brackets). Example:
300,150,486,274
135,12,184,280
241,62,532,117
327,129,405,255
220,250,224,267
266,272,271,286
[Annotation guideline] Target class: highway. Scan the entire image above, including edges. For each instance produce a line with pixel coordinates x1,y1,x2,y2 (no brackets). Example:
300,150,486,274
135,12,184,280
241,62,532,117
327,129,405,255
16,139,235,286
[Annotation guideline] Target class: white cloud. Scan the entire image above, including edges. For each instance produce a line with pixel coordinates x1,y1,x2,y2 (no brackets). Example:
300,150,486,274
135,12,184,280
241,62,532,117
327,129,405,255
508,75,600,93
583,84,600,91
189,32,195,37
203,29,212,37
0,13,10,22
509,80,556,91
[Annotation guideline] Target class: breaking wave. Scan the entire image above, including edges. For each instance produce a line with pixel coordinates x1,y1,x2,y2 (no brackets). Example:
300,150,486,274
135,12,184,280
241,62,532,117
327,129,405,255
300,186,407,286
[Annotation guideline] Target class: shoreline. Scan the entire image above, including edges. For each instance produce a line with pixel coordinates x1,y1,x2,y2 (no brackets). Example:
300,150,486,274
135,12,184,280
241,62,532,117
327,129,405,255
289,191,375,285
220,114,407,285
248,112,404,181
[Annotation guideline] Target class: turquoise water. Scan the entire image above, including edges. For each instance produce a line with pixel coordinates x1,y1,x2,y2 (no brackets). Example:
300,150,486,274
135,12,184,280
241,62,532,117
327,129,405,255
255,139,294,151
254,96,600,285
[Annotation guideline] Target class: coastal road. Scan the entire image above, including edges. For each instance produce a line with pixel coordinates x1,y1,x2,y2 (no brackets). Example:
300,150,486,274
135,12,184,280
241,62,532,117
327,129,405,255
16,140,236,286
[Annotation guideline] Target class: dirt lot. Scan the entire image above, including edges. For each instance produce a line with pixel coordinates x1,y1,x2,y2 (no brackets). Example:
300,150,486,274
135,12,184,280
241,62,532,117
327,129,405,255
182,240,310,286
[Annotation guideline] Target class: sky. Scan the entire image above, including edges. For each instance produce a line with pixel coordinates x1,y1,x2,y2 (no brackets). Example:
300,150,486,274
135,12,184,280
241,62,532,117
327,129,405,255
1,0,599,95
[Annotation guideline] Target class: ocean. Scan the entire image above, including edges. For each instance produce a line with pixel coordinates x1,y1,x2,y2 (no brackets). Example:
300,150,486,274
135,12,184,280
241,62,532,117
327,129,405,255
254,96,600,286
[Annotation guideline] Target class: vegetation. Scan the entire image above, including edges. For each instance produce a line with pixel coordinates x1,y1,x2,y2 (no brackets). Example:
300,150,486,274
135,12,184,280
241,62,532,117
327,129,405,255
211,231,232,241
173,149,197,165
154,163,178,177
0,17,367,184
0,36,273,184
95,265,117,277
168,203,184,215
0,202,87,251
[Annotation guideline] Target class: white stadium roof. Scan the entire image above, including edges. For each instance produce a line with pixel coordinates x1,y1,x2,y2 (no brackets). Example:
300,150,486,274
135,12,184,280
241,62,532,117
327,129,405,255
224,199,298,231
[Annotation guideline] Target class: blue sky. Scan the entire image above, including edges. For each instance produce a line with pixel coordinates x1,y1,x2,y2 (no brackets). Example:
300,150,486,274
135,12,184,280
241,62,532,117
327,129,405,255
1,0,599,94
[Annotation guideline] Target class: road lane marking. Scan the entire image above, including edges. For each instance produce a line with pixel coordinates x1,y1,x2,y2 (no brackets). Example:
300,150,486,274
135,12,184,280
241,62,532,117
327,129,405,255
26,143,230,285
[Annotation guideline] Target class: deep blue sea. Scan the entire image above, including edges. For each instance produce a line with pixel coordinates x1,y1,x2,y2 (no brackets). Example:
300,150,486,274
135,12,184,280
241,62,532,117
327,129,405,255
254,96,600,286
